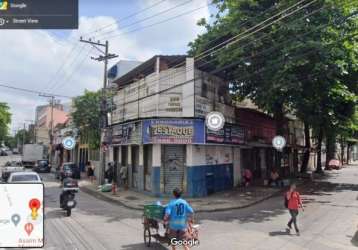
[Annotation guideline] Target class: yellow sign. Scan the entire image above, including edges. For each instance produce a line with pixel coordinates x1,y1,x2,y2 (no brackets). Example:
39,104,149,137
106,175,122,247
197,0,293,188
0,0,8,10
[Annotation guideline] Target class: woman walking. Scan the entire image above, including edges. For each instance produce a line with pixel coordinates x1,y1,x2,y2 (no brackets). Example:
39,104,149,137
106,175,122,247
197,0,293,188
87,161,95,182
286,183,304,236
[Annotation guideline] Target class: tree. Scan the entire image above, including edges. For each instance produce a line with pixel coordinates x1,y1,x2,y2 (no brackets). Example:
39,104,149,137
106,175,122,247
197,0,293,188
0,102,11,142
189,0,358,172
71,90,101,149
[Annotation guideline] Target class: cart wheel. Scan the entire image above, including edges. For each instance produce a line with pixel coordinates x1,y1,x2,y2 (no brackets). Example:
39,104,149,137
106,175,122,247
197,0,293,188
144,227,151,247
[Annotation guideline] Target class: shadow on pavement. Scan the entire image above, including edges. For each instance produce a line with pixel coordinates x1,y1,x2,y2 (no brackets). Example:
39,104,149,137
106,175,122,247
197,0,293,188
121,242,167,250
269,230,292,237
45,208,66,219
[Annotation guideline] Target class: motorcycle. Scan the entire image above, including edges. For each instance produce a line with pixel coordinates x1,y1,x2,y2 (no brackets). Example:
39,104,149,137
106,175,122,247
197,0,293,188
60,176,79,216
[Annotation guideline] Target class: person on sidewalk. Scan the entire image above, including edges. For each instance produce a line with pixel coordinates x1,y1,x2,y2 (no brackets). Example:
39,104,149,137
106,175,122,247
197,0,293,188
119,165,128,190
243,168,253,187
164,188,194,250
286,183,304,236
87,161,95,183
268,169,283,187
105,162,114,184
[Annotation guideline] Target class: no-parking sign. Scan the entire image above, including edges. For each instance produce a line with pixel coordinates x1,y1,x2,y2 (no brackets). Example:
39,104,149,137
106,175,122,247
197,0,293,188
62,137,76,150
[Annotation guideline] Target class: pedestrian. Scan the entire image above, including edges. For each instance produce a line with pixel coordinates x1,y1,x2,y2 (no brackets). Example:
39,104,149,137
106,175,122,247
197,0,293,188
164,188,194,250
243,168,253,187
268,168,283,187
119,165,128,190
285,183,304,236
87,161,95,183
105,162,114,184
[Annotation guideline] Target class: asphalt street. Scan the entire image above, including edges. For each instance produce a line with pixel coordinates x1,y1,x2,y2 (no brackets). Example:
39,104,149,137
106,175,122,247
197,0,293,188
1,155,358,250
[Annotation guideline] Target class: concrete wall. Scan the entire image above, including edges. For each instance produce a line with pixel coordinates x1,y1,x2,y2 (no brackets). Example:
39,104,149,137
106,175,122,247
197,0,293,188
151,144,161,196
186,145,237,197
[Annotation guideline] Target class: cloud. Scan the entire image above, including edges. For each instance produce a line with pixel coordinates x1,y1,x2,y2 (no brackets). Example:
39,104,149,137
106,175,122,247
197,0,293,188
0,0,210,133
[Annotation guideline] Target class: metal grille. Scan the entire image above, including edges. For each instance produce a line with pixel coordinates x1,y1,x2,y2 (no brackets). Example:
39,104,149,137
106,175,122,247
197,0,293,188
163,145,185,194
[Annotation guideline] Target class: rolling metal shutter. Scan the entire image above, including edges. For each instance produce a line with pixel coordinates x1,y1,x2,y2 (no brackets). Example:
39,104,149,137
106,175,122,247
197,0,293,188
163,145,185,194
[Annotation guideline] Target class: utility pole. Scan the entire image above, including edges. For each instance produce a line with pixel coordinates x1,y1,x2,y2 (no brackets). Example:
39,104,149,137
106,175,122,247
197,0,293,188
22,123,26,153
25,119,35,143
39,94,55,166
80,37,118,184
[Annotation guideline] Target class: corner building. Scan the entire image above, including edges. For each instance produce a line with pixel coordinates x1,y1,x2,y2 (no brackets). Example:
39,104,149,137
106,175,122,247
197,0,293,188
106,55,283,197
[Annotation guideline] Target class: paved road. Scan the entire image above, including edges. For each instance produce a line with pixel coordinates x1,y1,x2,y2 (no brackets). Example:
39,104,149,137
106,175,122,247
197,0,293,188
0,155,21,167
1,155,358,249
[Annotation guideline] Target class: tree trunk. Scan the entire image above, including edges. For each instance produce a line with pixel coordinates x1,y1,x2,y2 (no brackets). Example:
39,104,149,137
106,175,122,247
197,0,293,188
274,104,285,169
316,126,323,173
325,131,336,168
340,136,345,165
347,143,350,164
300,122,310,173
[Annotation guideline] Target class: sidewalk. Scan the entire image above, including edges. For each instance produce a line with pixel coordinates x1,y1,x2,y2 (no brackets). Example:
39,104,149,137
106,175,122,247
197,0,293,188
79,180,290,213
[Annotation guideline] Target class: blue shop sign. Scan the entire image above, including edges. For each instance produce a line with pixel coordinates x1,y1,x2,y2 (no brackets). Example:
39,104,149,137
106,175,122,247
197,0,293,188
143,119,205,144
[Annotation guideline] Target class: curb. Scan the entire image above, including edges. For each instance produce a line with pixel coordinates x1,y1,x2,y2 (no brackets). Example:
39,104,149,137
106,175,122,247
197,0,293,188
80,185,144,211
80,185,284,213
195,190,283,213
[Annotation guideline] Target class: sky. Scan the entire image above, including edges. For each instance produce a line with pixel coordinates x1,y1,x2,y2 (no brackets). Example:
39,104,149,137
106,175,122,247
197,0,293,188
0,0,214,134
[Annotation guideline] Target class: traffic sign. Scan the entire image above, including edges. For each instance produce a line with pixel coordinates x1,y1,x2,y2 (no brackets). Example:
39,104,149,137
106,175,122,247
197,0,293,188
62,137,76,150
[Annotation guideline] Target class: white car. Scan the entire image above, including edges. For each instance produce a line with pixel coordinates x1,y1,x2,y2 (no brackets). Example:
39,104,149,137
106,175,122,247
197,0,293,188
7,171,42,183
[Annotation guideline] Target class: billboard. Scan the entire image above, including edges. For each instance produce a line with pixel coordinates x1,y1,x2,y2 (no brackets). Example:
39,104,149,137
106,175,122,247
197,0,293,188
143,119,205,144
111,121,141,145
206,124,245,144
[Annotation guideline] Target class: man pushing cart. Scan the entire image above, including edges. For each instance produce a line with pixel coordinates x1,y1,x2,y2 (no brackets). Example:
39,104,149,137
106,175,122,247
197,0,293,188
143,188,199,249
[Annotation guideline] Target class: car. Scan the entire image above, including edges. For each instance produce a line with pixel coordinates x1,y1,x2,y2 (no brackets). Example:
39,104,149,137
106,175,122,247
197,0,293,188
59,162,80,181
0,149,8,156
12,148,19,154
1,165,25,182
7,171,42,183
33,160,51,173
325,159,342,170
1,162,25,182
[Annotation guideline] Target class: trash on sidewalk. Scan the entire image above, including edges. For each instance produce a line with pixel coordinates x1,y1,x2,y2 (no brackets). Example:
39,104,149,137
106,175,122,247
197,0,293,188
98,184,112,192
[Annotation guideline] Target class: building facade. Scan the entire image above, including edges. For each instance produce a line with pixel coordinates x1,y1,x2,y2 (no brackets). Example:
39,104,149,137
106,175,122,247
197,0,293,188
106,55,289,197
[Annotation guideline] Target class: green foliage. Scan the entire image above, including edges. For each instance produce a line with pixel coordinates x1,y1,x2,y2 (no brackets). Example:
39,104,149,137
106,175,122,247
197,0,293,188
0,102,11,142
71,90,101,149
189,0,357,141
4,129,32,148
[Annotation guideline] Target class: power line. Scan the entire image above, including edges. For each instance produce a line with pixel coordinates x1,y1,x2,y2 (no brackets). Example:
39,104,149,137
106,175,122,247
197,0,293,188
76,0,168,39
51,47,95,93
0,83,73,98
112,3,346,112
43,43,81,92
103,2,213,40
47,45,89,92
43,1,173,94
113,1,320,94
114,0,316,91
94,0,194,40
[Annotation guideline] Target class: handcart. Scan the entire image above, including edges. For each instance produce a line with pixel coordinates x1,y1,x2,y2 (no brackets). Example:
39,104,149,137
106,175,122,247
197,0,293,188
142,204,200,247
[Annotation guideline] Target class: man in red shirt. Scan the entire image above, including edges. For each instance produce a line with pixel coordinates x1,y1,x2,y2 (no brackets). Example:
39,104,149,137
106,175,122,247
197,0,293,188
286,183,304,235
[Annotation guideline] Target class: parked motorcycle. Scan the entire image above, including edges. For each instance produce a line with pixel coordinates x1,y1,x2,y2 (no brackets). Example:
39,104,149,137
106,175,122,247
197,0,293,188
60,177,79,216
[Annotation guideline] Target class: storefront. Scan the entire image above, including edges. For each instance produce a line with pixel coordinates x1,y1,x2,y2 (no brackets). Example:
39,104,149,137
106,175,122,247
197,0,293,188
108,118,248,197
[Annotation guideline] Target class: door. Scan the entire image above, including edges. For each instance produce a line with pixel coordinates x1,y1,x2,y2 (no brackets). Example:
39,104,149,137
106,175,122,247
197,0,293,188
113,147,119,182
163,145,185,194
131,146,139,189
143,145,152,191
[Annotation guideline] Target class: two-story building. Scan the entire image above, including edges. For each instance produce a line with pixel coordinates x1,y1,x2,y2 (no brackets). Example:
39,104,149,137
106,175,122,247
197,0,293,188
106,55,288,197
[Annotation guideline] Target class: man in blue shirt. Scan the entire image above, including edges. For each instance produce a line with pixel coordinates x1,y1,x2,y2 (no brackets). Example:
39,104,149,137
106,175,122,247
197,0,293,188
164,188,194,250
